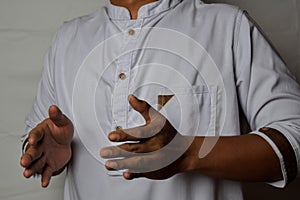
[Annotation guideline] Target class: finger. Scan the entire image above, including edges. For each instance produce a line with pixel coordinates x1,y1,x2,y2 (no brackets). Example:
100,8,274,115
129,95,164,125
27,127,45,145
108,125,158,142
125,117,166,139
48,105,70,127
108,129,140,142
41,166,54,188
105,154,158,172
108,118,166,142
30,154,47,174
100,142,156,158
20,145,43,168
123,171,144,180
107,95,166,142
117,142,159,154
23,168,34,179
100,146,133,158
23,154,46,178
128,95,151,123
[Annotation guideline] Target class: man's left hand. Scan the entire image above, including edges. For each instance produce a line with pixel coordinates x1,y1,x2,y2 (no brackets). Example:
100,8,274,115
100,95,194,180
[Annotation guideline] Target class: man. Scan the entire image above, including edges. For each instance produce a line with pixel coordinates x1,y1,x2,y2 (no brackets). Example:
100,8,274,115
20,0,300,199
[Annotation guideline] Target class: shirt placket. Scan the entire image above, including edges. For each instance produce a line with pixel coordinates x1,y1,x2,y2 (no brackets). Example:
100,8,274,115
111,19,143,130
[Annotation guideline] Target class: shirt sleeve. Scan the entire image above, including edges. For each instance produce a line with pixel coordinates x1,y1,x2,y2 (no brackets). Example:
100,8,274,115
24,29,60,132
234,11,300,187
21,30,61,182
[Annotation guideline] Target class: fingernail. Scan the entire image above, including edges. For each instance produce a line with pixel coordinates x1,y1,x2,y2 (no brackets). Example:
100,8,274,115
101,149,112,157
42,181,49,188
128,94,133,101
107,161,118,169
124,172,132,179
109,133,120,141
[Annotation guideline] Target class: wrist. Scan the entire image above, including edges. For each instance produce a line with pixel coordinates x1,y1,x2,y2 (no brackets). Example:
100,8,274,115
180,136,205,173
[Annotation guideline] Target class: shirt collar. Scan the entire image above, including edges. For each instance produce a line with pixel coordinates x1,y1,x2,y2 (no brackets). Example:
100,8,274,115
104,0,182,20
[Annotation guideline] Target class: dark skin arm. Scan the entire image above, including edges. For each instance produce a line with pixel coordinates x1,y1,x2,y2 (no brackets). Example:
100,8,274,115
100,95,282,182
101,0,282,181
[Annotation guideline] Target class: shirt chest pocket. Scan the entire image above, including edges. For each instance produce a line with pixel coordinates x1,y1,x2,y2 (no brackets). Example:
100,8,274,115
132,85,217,137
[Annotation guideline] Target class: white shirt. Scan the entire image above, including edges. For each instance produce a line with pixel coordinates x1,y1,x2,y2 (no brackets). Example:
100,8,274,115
25,0,300,199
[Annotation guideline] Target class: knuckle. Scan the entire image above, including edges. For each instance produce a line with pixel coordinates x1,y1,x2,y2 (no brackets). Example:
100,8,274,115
127,128,142,139
135,156,145,169
30,164,38,174
149,125,160,137
44,123,51,134
137,128,149,139
152,143,162,151
25,153,34,163
109,161,119,169
45,166,54,174
110,147,120,157
135,129,143,138
128,144,140,153
118,147,128,156
32,160,45,174
141,157,149,170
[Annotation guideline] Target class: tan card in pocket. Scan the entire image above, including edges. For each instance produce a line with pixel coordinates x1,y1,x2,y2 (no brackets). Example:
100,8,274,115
158,95,174,111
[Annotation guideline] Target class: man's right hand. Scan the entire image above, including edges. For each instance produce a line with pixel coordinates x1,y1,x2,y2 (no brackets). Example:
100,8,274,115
20,105,74,187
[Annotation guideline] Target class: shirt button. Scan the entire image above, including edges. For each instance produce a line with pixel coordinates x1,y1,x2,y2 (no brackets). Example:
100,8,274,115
119,72,126,80
128,29,135,36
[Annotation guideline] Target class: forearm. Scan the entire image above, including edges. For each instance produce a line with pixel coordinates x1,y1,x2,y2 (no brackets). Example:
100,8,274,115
183,134,282,182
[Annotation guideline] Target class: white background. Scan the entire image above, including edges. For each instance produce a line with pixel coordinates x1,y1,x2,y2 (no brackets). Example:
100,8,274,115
0,0,299,199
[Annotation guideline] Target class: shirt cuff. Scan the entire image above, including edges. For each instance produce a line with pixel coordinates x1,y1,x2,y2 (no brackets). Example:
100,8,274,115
21,125,35,153
251,127,298,188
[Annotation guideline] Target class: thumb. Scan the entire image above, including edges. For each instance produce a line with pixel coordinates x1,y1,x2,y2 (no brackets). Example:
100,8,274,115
48,105,70,127
128,95,151,122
